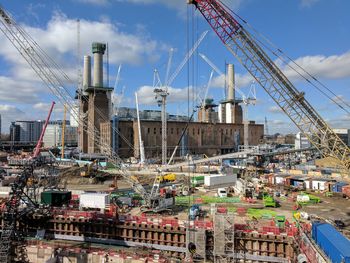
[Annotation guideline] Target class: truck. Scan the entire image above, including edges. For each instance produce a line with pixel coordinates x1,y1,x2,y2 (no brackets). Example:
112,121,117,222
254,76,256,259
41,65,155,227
217,188,228,198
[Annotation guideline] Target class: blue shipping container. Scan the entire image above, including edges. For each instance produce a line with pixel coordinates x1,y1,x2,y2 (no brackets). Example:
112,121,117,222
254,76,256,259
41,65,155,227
312,222,350,263
332,182,348,193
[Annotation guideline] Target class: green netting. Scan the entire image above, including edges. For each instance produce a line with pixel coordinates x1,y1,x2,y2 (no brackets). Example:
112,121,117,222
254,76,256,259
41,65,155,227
247,208,277,219
175,196,241,205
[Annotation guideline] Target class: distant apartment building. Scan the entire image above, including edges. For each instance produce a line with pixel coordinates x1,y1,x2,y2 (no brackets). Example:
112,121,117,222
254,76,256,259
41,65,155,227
43,124,78,147
9,122,20,142
276,134,296,145
333,128,350,146
295,132,311,150
9,120,44,143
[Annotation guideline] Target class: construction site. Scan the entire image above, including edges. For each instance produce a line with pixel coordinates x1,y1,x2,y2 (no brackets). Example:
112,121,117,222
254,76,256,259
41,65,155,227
0,0,350,262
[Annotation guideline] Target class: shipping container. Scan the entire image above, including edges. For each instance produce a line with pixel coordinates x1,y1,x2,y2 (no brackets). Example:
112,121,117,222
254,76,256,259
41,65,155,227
191,175,205,186
41,191,72,206
312,222,350,263
79,193,110,209
204,174,237,188
332,182,348,193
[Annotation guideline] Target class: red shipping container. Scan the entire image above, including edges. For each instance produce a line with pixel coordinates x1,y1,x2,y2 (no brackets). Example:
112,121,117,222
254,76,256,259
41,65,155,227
217,207,227,214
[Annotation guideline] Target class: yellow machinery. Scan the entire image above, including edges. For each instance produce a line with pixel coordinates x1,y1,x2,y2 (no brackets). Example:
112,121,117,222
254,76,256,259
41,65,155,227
80,160,97,177
160,173,176,183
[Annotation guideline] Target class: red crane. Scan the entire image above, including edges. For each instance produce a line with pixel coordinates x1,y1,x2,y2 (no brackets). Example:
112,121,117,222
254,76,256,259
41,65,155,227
33,101,55,158
188,0,350,171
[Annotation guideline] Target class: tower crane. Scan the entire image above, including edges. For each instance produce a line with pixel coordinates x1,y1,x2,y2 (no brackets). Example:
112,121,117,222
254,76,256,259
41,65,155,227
188,0,350,171
153,31,208,164
200,70,214,122
112,64,122,115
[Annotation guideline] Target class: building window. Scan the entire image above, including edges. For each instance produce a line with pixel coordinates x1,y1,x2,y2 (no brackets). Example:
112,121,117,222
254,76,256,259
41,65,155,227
198,128,200,135
148,128,150,134
193,128,195,135
154,128,156,134
171,128,174,134
177,128,179,135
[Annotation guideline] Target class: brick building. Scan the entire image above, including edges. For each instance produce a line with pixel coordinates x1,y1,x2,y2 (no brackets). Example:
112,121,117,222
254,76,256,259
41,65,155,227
100,119,263,159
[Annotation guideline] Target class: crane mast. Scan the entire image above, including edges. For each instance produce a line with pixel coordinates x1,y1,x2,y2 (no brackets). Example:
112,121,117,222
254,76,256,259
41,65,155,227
188,0,350,170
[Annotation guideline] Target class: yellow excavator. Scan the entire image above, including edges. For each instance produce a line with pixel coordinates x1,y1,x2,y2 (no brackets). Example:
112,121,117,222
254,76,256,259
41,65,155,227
80,160,98,177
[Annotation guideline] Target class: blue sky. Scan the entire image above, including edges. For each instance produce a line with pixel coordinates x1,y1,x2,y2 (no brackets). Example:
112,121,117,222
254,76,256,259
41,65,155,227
0,0,349,134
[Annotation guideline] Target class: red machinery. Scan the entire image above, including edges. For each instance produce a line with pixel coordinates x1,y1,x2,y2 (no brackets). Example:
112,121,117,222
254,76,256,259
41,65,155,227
33,101,55,158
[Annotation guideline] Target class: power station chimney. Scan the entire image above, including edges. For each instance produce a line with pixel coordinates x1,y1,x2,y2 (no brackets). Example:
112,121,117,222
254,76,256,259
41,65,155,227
227,64,235,101
92,42,106,88
83,55,91,92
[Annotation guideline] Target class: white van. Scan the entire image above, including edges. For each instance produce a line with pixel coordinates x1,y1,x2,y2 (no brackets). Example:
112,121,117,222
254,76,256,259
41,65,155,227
217,188,228,198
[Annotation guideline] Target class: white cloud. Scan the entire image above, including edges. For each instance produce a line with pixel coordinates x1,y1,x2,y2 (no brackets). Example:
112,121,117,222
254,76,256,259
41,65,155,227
331,95,350,107
327,114,350,129
208,51,350,98
211,73,253,95
281,51,350,81
0,11,163,114
268,106,283,114
0,12,161,82
0,105,27,133
0,76,42,104
300,0,320,8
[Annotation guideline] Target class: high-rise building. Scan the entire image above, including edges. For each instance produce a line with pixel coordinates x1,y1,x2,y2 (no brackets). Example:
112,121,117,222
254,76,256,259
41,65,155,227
43,124,78,147
9,122,20,142
333,128,350,146
295,132,311,150
15,120,43,142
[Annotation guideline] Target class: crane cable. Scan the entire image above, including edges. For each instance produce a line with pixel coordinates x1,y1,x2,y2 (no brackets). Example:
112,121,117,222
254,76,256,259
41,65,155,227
218,0,350,114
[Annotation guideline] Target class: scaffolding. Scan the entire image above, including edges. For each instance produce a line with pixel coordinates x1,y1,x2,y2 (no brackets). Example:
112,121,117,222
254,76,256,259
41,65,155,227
186,225,206,261
213,212,235,263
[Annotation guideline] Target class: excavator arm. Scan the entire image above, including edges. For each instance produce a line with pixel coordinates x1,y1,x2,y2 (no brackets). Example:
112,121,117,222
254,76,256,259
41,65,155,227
188,0,350,170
